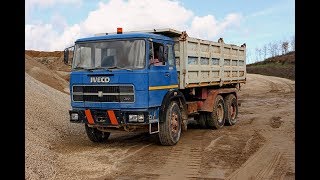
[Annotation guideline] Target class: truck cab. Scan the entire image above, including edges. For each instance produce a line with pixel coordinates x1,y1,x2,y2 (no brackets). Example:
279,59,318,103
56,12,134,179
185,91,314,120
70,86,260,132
65,31,184,145
64,28,245,145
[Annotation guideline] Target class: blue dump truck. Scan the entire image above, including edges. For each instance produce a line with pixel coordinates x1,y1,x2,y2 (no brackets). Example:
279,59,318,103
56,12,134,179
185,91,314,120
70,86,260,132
63,28,246,145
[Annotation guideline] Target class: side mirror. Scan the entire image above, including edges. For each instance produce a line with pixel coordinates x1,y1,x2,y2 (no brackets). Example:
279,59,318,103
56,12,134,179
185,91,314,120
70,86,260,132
63,45,74,65
63,48,69,64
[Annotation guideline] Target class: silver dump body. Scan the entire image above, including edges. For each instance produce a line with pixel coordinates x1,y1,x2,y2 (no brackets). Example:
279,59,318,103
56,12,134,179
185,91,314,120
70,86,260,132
144,28,246,89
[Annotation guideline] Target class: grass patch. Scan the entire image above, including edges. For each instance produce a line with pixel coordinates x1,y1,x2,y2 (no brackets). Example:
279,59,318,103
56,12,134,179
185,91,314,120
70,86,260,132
247,52,295,80
247,63,295,80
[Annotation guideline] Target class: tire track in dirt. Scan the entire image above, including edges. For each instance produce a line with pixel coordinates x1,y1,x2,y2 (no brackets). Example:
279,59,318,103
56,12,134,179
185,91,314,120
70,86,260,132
226,142,274,180
226,130,294,180
257,75,294,93
154,130,206,179
226,74,295,180
255,151,283,179
276,79,294,93
102,130,208,179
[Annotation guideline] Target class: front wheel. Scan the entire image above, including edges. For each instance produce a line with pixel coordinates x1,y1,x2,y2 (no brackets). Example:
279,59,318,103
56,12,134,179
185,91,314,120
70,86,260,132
158,101,182,146
85,124,110,142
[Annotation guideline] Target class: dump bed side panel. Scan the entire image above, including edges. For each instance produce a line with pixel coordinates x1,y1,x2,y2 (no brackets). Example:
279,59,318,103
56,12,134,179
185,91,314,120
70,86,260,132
174,37,246,89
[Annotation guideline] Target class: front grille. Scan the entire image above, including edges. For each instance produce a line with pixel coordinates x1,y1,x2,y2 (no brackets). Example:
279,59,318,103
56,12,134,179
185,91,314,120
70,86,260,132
72,85,134,102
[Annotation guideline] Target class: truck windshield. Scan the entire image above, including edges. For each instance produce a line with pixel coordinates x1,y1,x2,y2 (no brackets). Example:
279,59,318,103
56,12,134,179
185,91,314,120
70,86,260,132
72,40,146,70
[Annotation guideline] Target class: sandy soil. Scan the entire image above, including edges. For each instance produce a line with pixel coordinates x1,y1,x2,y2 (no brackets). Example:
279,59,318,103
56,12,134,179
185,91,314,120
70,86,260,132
25,53,70,94
25,55,295,179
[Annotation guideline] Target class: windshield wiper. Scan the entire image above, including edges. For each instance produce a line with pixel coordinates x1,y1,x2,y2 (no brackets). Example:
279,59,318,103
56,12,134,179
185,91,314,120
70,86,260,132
87,67,112,72
107,66,120,69
74,66,132,71
107,66,132,71
73,67,93,71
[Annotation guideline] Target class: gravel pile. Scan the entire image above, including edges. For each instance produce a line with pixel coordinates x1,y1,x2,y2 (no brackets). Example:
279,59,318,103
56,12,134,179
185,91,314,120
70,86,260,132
25,56,70,94
25,73,83,179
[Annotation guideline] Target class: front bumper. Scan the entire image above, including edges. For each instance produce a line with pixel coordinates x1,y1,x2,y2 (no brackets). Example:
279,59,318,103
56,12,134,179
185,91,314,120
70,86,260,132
69,109,155,126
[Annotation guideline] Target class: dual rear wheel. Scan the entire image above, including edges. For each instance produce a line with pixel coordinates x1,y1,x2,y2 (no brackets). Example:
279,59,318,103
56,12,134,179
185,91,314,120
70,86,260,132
199,94,238,129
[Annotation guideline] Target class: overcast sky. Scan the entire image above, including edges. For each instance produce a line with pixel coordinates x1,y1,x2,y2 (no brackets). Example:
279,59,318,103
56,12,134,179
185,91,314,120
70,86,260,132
25,0,295,63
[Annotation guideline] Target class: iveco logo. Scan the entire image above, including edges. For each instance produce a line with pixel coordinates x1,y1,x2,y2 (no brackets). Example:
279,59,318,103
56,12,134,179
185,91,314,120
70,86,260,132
90,77,110,83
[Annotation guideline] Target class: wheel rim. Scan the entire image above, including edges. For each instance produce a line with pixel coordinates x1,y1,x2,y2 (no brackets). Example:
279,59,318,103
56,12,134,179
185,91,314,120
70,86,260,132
171,112,179,134
230,103,236,119
217,104,224,123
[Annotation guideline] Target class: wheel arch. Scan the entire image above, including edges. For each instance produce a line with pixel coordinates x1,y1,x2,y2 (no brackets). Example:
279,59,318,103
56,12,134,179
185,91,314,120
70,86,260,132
159,89,188,131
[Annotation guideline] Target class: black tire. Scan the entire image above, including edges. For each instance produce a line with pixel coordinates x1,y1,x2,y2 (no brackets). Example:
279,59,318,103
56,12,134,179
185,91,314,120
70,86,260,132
85,124,110,142
206,95,226,129
158,101,182,146
224,94,238,126
198,113,207,128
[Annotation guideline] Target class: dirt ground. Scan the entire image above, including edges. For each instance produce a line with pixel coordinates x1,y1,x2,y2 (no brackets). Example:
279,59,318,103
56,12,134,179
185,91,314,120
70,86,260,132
25,54,295,179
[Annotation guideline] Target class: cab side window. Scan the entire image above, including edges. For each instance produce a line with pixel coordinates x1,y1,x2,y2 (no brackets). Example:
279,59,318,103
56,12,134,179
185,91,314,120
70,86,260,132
150,42,166,66
167,44,174,66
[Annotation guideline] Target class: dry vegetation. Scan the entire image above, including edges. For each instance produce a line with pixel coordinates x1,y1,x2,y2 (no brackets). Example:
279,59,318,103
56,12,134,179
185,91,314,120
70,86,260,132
247,51,295,80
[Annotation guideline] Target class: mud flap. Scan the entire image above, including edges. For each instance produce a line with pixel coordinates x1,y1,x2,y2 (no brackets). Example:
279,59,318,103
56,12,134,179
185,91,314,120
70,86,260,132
149,122,159,134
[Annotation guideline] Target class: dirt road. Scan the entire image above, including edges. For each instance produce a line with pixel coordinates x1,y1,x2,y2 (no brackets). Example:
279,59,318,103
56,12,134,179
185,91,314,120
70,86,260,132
25,73,295,180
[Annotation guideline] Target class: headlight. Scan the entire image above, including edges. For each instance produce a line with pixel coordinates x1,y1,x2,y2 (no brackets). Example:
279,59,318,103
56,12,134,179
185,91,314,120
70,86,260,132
71,113,79,120
137,114,144,122
128,115,138,122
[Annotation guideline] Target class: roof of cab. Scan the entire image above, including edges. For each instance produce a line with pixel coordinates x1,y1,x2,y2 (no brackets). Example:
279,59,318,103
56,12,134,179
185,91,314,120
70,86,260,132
75,32,173,43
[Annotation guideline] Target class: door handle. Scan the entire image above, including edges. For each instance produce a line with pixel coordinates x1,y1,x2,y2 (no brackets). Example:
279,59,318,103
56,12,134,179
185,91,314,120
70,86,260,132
165,72,170,77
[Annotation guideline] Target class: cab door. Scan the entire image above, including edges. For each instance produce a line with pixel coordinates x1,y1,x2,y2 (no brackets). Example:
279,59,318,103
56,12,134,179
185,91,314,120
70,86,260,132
148,40,178,107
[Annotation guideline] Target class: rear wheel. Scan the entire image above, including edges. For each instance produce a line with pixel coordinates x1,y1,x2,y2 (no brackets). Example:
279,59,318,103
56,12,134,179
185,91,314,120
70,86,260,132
158,101,182,146
225,94,238,126
207,95,226,129
85,124,110,142
198,113,207,128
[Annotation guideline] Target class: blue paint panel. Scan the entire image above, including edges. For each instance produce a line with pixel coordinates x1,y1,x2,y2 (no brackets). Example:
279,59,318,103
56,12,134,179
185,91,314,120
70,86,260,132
148,89,169,107
71,102,86,108
148,66,171,86
69,72,83,89
84,101,102,109
169,67,178,86
119,73,148,91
